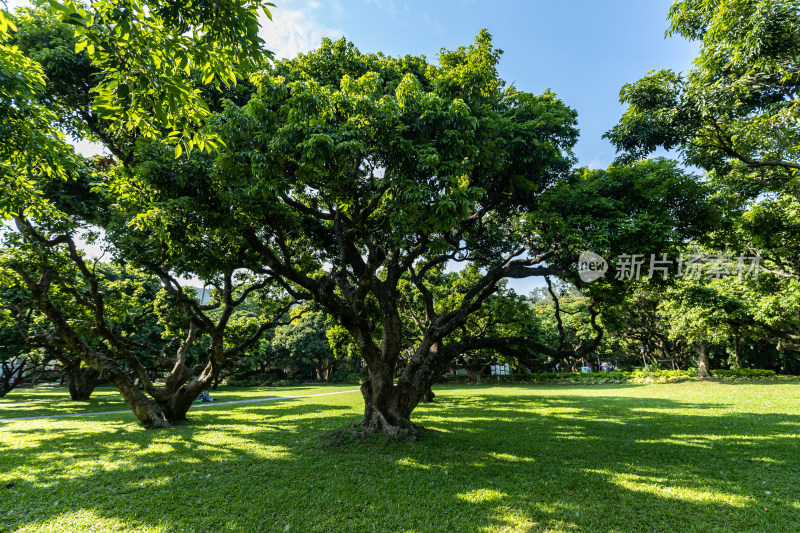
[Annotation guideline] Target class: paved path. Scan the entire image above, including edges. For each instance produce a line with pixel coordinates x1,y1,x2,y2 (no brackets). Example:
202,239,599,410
0,389,361,422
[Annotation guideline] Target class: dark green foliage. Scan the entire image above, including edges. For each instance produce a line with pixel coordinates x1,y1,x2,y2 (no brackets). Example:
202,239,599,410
711,368,776,379
437,368,783,384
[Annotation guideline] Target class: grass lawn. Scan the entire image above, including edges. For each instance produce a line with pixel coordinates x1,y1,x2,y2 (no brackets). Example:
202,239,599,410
0,385,360,419
1,381,799,532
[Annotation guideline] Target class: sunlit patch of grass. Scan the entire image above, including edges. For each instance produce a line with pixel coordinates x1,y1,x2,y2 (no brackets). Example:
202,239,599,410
456,488,507,503
587,468,753,507
2,382,800,531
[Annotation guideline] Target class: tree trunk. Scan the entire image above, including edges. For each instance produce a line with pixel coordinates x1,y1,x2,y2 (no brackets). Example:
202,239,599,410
0,360,27,398
211,371,224,390
421,386,435,403
466,367,482,383
341,360,427,441
316,362,332,381
64,364,101,401
732,335,742,368
696,341,711,378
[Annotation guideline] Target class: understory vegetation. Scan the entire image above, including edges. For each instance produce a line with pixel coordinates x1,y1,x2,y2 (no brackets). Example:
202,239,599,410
438,368,788,385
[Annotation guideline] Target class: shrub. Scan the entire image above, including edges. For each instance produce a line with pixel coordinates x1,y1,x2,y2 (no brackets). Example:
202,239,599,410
224,375,277,387
437,369,696,385
712,368,776,379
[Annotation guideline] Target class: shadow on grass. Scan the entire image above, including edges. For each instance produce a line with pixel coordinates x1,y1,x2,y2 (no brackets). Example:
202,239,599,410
0,384,357,419
2,390,800,532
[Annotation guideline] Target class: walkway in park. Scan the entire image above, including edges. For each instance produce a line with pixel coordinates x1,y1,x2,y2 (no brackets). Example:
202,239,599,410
0,389,361,422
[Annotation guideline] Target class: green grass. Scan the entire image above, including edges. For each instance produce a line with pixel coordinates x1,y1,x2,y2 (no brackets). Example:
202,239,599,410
2,381,800,532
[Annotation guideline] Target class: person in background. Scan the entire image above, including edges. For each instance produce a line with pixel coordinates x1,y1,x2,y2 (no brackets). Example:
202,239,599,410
196,390,214,403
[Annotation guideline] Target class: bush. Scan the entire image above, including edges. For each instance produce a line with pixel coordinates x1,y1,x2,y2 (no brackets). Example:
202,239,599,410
439,369,691,385
224,372,305,387
435,367,787,385
224,375,275,387
712,368,776,379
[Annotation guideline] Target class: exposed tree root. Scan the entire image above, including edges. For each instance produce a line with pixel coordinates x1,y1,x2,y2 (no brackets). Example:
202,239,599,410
323,413,423,444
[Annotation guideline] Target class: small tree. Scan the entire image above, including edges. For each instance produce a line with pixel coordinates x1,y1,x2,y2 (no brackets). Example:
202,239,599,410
660,279,744,378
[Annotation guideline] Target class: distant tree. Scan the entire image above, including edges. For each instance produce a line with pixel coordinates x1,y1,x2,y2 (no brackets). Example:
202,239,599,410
530,280,609,371
326,324,363,374
0,303,30,397
271,309,337,381
399,267,544,382
0,281,101,399
601,285,691,368
659,275,750,377
2,213,299,426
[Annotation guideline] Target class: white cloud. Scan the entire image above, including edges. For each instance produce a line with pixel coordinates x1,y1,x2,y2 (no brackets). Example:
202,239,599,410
587,158,609,170
259,7,345,60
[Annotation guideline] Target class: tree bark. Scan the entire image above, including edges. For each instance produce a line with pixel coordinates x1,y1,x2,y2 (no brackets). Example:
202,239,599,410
732,335,742,368
696,341,711,378
466,367,482,383
352,372,421,441
64,363,101,401
420,386,435,403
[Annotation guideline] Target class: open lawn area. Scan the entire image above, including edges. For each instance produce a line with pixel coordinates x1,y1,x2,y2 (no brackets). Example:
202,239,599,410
2,381,800,532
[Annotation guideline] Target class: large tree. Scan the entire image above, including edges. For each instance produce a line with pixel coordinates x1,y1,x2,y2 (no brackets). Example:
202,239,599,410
122,33,712,439
1,1,284,425
3,215,299,426
605,0,799,185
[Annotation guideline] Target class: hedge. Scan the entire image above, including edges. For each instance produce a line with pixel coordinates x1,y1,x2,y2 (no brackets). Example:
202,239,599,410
436,368,783,385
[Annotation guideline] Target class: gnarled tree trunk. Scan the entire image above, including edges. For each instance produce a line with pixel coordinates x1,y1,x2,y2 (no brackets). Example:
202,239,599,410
354,373,422,441
466,367,482,383
346,340,449,441
64,363,101,401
